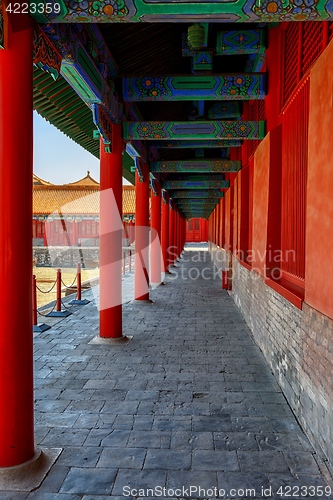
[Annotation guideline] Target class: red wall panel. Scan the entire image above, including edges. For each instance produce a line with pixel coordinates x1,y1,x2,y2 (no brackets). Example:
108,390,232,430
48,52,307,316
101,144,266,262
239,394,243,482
305,40,333,319
252,135,270,276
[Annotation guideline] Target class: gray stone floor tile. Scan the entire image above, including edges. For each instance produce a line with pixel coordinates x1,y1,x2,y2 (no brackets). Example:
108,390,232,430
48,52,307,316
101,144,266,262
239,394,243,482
237,450,289,473
153,416,191,431
170,431,214,450
268,473,333,499
192,449,239,471
39,428,90,447
97,447,146,469
28,494,81,499
167,470,218,498
0,494,28,499
192,415,232,432
214,431,259,451
59,467,117,495
112,469,167,496
144,449,192,470
256,432,309,452
127,430,171,449
283,451,322,474
100,430,130,447
231,416,274,432
2,247,329,498
29,465,70,493
56,446,101,467
217,471,270,498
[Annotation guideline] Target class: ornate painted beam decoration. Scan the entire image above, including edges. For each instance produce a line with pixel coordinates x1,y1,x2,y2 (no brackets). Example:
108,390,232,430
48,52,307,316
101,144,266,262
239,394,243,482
216,30,265,56
31,0,333,23
245,52,266,73
33,24,62,80
151,160,241,173
42,23,122,123
192,51,213,71
150,177,159,196
170,190,224,199
177,203,219,210
134,157,145,182
152,140,242,148
163,180,229,189
0,0,4,49
92,104,112,151
162,190,168,204
123,121,265,141
123,75,265,101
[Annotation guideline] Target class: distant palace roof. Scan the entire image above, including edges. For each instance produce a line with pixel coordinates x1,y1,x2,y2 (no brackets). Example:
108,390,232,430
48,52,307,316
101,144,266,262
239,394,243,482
33,172,136,216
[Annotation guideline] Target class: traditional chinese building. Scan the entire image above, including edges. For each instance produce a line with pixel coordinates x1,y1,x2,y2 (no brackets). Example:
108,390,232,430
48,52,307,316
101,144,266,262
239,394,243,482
33,172,136,246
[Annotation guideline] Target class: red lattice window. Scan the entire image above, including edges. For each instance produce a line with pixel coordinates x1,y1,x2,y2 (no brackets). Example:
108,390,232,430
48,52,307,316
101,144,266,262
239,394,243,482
281,77,309,286
283,24,300,105
301,23,325,76
330,22,333,39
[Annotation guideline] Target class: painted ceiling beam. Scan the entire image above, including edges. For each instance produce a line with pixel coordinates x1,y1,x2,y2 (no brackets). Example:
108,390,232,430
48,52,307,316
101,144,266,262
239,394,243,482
29,0,333,24
163,180,229,189
151,160,241,173
216,30,265,56
170,190,224,199
177,198,220,202
123,121,265,141
151,140,242,148
123,75,265,102
177,204,219,210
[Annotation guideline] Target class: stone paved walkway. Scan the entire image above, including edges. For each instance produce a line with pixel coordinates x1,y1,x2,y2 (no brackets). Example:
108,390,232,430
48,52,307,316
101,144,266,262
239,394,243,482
4,245,333,499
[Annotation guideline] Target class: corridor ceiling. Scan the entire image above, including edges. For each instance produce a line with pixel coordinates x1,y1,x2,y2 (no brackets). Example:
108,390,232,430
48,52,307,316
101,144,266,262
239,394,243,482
28,3,281,218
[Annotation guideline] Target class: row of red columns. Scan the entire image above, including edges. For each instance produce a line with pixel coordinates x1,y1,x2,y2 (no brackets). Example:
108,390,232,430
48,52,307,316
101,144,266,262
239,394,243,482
0,12,186,468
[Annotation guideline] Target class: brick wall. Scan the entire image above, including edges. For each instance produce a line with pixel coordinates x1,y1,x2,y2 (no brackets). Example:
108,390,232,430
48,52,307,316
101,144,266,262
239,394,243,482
210,243,333,465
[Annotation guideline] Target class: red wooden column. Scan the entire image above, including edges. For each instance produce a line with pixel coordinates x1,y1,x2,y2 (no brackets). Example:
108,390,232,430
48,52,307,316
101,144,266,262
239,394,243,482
168,202,174,268
151,181,162,284
0,12,34,467
181,216,185,253
161,192,169,273
135,164,150,300
174,211,178,259
99,127,123,338
175,210,178,258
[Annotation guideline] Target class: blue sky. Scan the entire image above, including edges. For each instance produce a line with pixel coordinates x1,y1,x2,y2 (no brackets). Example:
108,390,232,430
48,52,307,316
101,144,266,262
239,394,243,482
33,111,131,185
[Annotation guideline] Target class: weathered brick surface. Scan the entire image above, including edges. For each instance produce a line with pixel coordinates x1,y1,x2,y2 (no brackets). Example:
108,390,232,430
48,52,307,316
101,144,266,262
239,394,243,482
210,243,333,466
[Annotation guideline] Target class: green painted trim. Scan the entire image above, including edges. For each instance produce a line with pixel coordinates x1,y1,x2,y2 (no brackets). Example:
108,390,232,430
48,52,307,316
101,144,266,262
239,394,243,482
163,180,229,189
30,0,333,23
170,190,224,199
124,121,265,141
151,160,241,173
151,140,242,148
123,74,266,101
